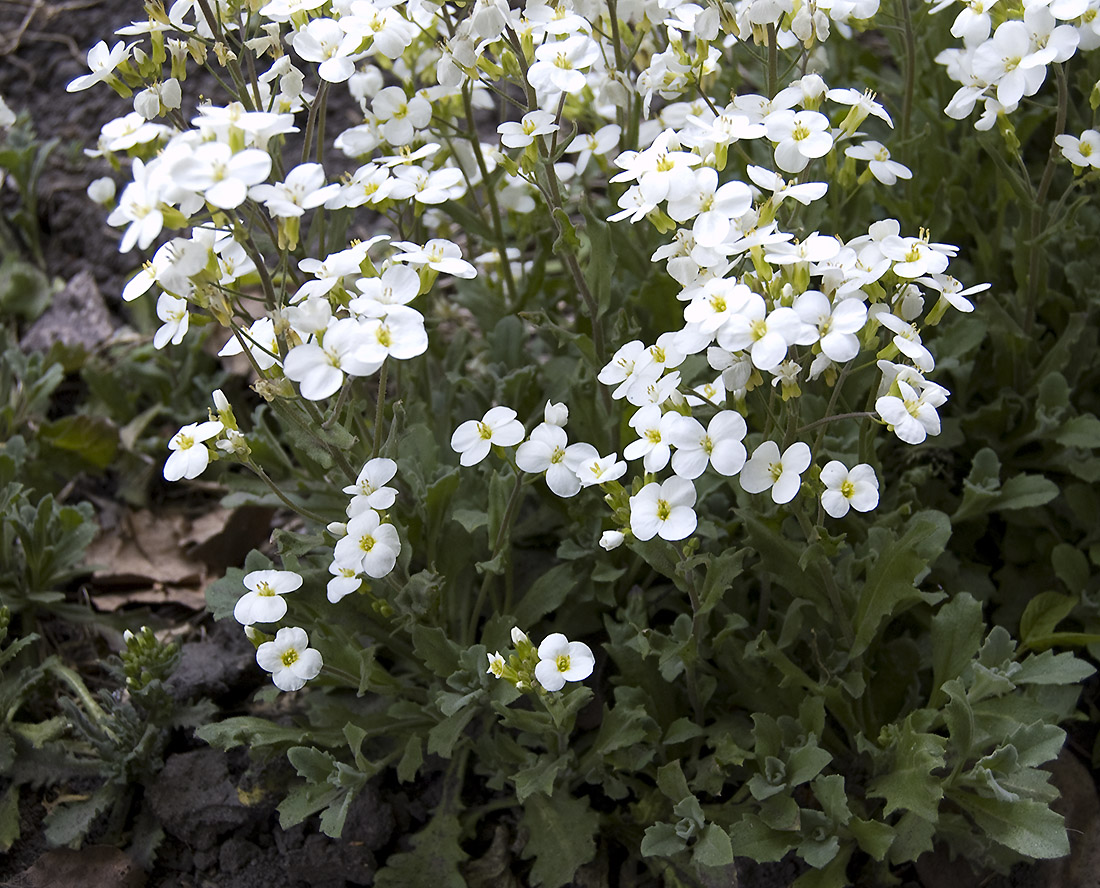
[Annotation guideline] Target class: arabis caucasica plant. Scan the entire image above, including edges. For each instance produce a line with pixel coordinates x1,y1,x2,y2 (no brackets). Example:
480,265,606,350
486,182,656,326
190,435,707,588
73,0,1098,883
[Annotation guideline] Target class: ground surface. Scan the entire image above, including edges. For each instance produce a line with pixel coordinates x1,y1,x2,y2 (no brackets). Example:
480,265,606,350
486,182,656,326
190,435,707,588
1,1,1099,886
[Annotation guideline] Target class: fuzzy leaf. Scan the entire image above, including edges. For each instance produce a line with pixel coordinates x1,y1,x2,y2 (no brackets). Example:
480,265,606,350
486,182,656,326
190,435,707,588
641,822,687,857
931,593,985,707
521,792,599,887
868,715,947,821
947,790,1069,859
375,809,468,888
852,511,951,657
693,824,734,868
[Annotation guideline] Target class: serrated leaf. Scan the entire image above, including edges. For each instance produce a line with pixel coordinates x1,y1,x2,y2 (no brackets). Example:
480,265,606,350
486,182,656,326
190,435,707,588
397,735,423,783
287,746,336,783
848,818,894,861
592,703,652,756
375,809,468,888
44,785,119,847
412,624,462,678
427,706,477,758
512,562,578,626
698,548,747,616
727,814,793,863
947,789,1069,858
1055,414,1100,448
852,511,951,657
868,715,947,821
930,593,985,708
693,824,734,868
1013,648,1095,685
513,755,565,802
641,821,687,857
521,792,598,888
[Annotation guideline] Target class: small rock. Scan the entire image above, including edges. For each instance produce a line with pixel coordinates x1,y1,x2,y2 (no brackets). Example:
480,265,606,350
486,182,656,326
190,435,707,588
219,837,261,874
19,270,115,353
20,846,144,888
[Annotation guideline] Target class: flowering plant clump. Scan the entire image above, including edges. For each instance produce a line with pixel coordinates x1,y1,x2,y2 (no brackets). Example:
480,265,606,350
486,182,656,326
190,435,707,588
68,0,1100,882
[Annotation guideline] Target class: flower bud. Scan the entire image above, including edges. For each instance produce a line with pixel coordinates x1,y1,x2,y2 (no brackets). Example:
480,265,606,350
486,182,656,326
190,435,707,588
543,401,569,427
87,177,116,205
600,530,625,551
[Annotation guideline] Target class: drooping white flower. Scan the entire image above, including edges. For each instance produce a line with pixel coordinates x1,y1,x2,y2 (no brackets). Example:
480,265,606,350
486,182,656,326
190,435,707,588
876,380,947,445
740,440,811,504
234,569,303,625
534,633,595,692
256,626,323,692
820,461,880,518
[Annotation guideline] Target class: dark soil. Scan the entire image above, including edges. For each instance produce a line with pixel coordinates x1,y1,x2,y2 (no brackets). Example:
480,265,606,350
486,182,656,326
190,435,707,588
1,2,1098,887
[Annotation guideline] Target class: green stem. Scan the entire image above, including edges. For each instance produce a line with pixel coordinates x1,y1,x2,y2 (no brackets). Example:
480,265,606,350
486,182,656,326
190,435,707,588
372,359,388,460
1024,63,1069,337
248,460,329,524
898,0,916,143
465,469,526,644
47,661,112,733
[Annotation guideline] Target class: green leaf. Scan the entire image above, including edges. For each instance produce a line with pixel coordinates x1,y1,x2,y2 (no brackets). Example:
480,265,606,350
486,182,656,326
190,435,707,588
852,511,951,657
1020,590,1078,651
397,735,423,783
44,784,119,847
0,785,19,852
427,704,477,758
411,625,462,678
512,755,565,802
641,822,687,857
727,814,794,863
947,789,1069,858
931,593,985,708
40,414,118,469
197,715,320,750
204,550,273,621
656,761,692,803
375,809,468,888
1051,544,1090,594
848,818,895,861
521,792,599,888
1055,414,1100,448
1013,648,1095,685
868,714,947,821
592,703,652,756
996,474,1059,512
287,746,336,784
512,562,578,626
698,548,747,616
693,824,734,868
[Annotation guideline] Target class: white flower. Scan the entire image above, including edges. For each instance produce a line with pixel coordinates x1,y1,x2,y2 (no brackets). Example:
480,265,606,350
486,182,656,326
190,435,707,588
575,452,628,488
256,627,323,692
669,410,748,479
764,109,833,174
845,141,912,186
543,401,569,427
67,40,131,92
343,458,398,510
629,476,698,541
333,509,401,578
450,406,525,466
876,380,947,444
516,423,596,498
740,440,811,504
534,633,595,692
820,461,880,518
600,530,625,551
283,318,383,401
234,569,303,625
164,420,223,481
486,651,507,678
1055,130,1100,168
153,293,190,349
623,405,679,472
498,110,559,149
327,562,362,604
249,163,341,217
172,143,272,210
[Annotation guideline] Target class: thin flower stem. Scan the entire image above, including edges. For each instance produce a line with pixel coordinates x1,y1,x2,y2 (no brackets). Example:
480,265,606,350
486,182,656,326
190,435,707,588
766,25,778,98
465,469,526,645
247,460,329,525
810,362,853,459
1024,63,1069,337
460,84,519,307
800,411,874,435
898,0,916,143
301,80,329,166
372,359,388,460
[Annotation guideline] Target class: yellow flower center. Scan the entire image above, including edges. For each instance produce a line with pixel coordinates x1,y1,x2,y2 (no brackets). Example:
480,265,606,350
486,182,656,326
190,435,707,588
281,648,299,667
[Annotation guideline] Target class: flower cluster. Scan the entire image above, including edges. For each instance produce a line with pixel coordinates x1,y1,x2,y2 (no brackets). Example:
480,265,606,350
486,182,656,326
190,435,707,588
487,628,595,694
